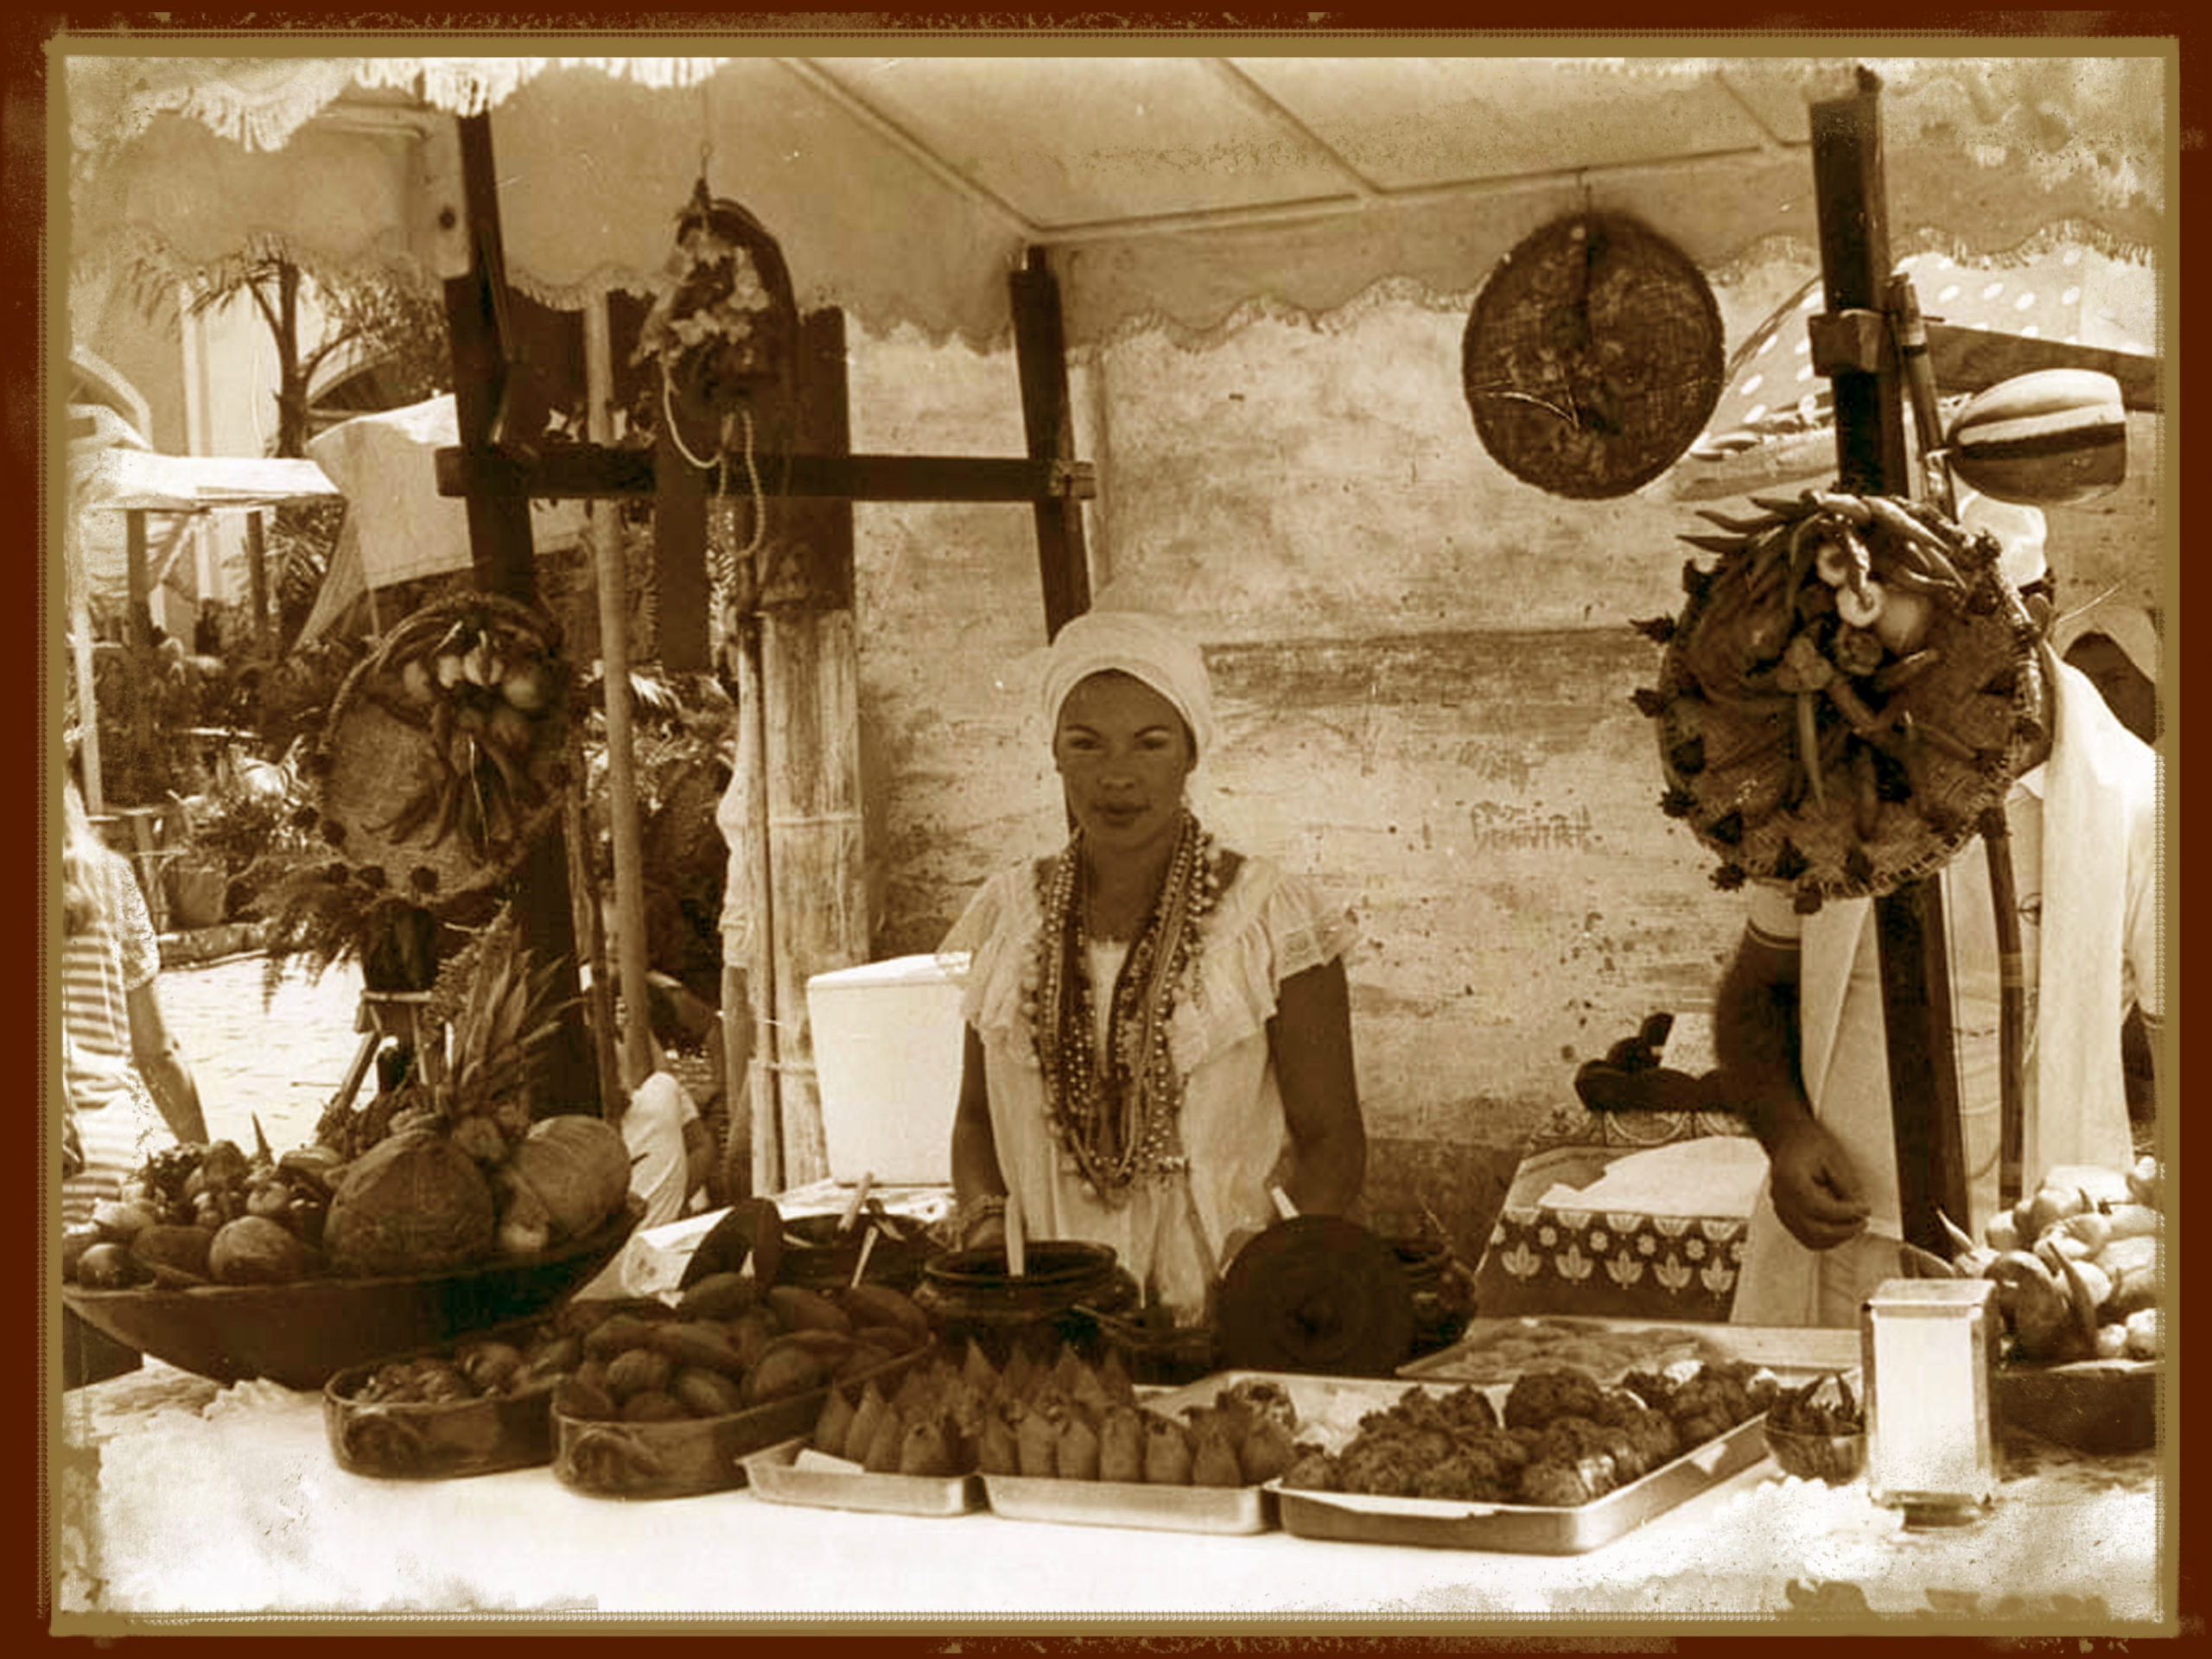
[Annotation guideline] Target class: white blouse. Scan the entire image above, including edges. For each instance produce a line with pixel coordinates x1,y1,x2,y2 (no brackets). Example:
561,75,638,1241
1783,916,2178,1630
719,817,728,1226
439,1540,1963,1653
939,852,1357,1322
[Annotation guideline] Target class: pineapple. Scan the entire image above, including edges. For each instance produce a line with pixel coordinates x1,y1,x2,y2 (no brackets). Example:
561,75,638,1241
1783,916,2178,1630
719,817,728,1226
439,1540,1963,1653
433,909,569,1162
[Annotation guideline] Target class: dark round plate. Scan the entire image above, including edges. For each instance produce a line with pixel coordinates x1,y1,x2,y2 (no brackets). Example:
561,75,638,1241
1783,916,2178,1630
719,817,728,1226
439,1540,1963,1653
1217,1215,1414,1377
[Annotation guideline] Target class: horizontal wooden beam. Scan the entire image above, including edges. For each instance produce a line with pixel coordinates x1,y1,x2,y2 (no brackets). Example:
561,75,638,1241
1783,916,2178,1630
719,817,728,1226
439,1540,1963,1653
1924,323,2160,414
435,445,1095,504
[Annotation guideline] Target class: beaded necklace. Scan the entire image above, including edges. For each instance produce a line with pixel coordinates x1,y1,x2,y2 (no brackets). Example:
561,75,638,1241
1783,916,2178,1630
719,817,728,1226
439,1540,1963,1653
1027,810,1224,1204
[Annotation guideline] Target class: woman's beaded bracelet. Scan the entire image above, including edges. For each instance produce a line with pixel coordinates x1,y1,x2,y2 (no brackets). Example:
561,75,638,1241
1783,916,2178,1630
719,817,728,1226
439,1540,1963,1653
956,1192,1008,1244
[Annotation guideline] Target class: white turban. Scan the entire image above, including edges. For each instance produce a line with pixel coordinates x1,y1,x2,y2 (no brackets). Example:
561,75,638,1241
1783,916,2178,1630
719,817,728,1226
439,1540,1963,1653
1039,609,1216,760
1957,486,2050,589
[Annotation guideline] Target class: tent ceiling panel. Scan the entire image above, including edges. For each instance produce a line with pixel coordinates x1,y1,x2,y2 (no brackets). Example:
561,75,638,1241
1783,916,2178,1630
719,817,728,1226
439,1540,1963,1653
64,48,2168,351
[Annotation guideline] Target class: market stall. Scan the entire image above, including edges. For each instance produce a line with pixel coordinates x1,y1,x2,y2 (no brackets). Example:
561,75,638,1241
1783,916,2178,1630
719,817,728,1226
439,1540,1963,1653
53,38,2173,1634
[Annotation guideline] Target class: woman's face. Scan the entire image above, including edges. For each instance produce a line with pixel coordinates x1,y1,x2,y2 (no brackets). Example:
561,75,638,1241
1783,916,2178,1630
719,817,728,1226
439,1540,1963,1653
1052,671,1196,856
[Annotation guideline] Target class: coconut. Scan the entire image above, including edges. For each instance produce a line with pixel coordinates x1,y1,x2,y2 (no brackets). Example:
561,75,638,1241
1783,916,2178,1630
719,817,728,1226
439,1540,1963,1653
506,1115,632,1242
325,1129,499,1276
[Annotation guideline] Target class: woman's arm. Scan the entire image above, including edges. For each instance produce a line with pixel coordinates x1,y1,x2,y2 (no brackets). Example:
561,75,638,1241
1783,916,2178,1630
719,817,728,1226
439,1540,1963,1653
125,978,208,1145
949,1026,1008,1249
1267,957,1365,1217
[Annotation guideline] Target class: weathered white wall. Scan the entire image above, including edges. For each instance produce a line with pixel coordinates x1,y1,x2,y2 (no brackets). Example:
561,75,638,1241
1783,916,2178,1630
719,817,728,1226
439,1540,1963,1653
840,271,2163,1259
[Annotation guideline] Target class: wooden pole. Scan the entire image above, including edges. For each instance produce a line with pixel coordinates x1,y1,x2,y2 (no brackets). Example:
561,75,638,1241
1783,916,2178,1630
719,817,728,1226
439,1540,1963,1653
737,624,781,1196
761,606,861,1189
583,293,656,1106
245,508,270,658
122,508,154,804
444,109,598,1116
1810,67,1968,1254
1010,247,1091,639
756,308,865,1192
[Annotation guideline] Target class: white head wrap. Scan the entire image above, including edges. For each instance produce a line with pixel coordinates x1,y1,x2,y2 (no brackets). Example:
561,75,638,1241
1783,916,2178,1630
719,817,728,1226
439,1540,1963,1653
1957,486,2050,589
1039,609,1216,760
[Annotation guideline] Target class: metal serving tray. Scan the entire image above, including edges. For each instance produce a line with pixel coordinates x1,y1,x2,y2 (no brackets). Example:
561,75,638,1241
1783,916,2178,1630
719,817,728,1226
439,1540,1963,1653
741,1437,982,1517
1266,1354,1853,1555
976,1370,1332,1535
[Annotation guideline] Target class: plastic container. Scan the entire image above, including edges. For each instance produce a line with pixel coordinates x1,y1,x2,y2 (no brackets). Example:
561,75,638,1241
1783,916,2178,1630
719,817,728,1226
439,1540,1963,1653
805,953,968,1186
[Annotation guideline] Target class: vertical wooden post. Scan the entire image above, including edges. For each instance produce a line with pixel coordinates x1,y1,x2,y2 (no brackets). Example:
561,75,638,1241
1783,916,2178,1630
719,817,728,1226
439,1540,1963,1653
759,308,864,1192
122,508,153,802
1810,68,1967,1254
583,295,656,1109
245,509,270,658
1010,247,1090,640
444,110,598,1116
653,423,713,672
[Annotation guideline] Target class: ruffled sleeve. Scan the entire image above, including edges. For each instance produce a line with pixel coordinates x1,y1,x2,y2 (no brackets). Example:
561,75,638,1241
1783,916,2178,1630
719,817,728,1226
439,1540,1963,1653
937,864,1041,1052
1169,856,1357,1074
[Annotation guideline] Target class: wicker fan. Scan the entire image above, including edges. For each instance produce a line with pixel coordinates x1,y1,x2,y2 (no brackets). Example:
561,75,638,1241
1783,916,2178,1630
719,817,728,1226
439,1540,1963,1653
1637,489,2049,909
309,594,569,905
1462,213,1725,499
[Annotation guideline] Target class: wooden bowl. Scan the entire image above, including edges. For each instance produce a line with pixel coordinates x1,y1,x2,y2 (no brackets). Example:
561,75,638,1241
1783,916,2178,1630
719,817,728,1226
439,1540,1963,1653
1998,1357,2158,1455
60,1199,643,1393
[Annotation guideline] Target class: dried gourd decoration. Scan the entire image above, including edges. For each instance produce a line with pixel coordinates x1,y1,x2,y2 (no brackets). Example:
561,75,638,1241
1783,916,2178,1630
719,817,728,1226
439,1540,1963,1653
1637,489,2047,907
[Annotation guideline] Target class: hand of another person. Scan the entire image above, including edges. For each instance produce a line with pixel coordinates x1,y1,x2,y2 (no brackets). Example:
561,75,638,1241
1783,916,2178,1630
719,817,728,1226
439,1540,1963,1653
1764,1113,1873,1251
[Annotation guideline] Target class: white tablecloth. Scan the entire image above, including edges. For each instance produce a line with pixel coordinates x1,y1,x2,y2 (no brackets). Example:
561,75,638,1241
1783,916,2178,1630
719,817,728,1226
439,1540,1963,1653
54,1361,2166,1630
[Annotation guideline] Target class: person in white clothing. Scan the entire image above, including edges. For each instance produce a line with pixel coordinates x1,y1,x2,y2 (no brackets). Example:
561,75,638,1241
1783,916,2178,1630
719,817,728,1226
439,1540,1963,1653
941,610,1367,1326
1713,494,2164,1327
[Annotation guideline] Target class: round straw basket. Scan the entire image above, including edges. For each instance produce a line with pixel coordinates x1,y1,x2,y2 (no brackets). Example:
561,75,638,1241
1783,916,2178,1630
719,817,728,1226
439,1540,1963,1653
1643,493,2048,910
310,594,570,906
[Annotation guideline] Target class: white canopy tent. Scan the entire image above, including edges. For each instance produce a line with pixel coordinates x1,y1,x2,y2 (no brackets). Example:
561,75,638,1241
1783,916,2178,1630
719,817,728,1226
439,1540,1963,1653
66,51,2164,349
299,394,585,645
65,404,340,814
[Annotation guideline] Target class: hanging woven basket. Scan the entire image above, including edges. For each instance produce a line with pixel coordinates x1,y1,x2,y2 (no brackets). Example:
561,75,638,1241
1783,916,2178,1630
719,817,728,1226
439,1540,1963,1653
633,179,799,470
1638,490,2049,910
1462,213,1726,499
308,594,570,906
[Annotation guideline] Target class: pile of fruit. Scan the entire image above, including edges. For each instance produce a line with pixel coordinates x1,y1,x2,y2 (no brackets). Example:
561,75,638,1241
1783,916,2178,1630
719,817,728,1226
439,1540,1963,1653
1914,1157,2164,1364
554,1277,933,1431
63,1133,346,1290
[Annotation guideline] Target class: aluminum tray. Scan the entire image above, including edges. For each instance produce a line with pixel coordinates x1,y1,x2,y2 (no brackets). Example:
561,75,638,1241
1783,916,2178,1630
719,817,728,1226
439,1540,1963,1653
1267,1361,1852,1554
1398,1316,1861,1389
741,1437,982,1516
975,1370,1331,1535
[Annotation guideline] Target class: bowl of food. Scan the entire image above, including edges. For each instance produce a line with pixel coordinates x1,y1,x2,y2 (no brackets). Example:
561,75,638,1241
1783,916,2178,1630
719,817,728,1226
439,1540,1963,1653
62,1198,645,1393
1763,1372,1866,1484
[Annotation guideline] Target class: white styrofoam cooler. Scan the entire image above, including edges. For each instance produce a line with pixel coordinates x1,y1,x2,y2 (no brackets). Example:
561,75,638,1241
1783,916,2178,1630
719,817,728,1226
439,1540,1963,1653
805,952,969,1186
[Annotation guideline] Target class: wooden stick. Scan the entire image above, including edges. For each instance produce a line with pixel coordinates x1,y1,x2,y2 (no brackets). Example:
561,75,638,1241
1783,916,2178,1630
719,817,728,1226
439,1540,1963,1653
1004,1184,1027,1277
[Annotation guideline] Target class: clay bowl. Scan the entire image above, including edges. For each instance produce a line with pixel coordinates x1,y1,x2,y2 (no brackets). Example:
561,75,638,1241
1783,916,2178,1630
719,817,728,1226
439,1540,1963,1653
1764,1422,1869,1484
60,1199,644,1393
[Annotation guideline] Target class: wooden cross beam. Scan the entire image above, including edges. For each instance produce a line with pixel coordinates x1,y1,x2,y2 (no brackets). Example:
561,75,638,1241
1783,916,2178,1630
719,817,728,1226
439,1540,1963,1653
435,446,1094,505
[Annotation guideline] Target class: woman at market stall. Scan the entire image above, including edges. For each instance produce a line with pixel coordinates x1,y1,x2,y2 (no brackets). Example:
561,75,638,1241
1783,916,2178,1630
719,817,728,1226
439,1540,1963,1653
940,609,1365,1325
59,775,207,1227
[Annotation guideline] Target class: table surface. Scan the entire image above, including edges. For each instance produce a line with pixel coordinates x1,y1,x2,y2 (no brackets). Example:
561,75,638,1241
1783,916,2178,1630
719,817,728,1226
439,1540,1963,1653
53,1316,2169,1632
